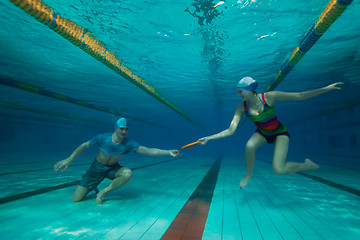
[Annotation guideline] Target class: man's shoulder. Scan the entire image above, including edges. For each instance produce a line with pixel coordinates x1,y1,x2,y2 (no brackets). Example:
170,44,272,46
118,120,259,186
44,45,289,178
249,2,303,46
123,137,135,144
91,132,112,142
123,138,140,147
95,132,112,138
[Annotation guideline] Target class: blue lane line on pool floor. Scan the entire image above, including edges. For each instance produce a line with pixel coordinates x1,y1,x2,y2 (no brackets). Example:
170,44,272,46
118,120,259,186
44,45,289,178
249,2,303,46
259,158,360,198
0,163,89,176
297,172,360,197
0,157,184,205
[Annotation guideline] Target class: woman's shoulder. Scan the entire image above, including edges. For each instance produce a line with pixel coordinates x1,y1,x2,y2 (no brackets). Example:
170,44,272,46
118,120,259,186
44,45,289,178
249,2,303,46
260,92,277,106
235,102,246,113
237,101,245,107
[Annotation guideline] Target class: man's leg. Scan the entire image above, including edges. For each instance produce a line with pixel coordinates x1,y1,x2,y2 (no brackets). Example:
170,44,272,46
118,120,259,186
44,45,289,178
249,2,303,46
74,160,106,203
240,132,267,188
272,135,319,175
72,186,89,202
96,167,132,205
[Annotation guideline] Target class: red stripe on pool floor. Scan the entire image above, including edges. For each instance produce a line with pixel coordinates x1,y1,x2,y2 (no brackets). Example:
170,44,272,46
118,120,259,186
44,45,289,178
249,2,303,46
161,157,222,240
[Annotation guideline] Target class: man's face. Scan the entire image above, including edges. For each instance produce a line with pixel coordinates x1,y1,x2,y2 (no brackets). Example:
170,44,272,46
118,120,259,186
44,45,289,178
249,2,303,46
115,127,128,139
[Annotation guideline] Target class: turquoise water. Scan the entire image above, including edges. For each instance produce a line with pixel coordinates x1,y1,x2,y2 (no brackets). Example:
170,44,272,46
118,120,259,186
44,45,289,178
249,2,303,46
0,0,359,239
1,0,359,158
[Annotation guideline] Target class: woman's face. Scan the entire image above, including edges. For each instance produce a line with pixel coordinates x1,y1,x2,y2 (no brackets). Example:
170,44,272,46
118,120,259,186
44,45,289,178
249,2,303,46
237,88,253,100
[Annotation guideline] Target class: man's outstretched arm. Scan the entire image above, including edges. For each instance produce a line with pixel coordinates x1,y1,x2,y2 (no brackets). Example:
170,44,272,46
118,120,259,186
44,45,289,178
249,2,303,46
135,146,180,157
53,141,90,172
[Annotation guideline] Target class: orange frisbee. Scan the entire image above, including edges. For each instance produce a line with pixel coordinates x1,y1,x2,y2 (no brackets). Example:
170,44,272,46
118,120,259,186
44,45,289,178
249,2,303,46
181,141,200,149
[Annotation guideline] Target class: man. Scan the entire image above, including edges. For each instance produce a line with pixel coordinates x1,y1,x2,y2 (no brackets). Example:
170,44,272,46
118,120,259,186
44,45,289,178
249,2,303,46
54,118,180,205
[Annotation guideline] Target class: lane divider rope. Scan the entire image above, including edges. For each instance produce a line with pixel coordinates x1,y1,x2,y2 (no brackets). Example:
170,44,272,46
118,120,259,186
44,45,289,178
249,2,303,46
0,76,165,127
266,0,354,91
8,0,202,129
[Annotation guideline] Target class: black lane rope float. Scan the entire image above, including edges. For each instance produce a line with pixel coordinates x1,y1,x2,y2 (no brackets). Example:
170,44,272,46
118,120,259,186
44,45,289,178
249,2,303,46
0,76,165,127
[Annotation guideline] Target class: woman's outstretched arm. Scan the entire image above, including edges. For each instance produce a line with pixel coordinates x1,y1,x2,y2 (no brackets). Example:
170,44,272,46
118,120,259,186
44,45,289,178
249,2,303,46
265,82,344,105
199,103,245,145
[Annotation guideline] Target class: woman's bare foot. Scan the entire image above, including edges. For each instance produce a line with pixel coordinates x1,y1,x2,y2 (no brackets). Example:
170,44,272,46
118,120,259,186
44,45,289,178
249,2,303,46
304,158,319,171
240,175,252,189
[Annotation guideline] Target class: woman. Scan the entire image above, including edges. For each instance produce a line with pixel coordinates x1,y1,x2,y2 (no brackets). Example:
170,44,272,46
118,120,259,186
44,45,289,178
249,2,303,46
198,77,343,188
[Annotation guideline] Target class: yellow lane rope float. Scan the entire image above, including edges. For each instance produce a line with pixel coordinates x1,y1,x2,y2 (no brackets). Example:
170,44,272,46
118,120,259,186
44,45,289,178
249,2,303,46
8,0,203,129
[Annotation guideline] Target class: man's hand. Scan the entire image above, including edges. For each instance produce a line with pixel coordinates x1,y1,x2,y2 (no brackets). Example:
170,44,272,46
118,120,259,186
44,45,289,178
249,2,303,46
169,150,181,157
53,160,70,172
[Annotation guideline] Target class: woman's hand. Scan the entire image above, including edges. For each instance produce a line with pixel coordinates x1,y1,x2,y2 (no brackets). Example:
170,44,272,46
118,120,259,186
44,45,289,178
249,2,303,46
198,137,209,145
325,82,344,90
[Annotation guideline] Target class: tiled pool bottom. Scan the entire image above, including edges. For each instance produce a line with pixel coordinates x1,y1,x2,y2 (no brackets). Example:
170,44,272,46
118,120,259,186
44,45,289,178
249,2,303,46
0,154,359,239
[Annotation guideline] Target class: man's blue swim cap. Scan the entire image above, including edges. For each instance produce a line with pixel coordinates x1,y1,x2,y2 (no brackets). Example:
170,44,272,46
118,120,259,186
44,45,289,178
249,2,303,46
114,118,129,129
237,77,258,91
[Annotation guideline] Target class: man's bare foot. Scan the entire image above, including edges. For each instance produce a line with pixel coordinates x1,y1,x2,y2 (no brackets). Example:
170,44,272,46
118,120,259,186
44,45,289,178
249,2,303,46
304,158,319,171
240,175,252,189
96,190,106,205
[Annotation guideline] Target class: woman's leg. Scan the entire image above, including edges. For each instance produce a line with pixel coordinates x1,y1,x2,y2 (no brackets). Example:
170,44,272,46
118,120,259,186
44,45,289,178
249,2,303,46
272,135,319,175
240,132,267,188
